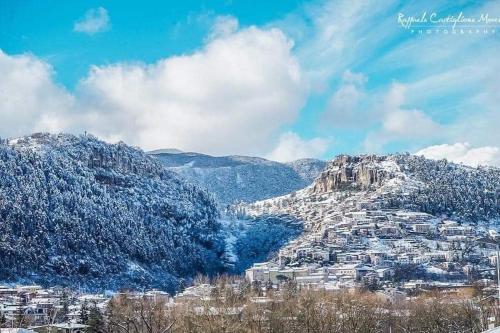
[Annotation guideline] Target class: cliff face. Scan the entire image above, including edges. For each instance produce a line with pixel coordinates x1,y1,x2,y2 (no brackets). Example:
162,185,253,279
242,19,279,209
312,155,394,193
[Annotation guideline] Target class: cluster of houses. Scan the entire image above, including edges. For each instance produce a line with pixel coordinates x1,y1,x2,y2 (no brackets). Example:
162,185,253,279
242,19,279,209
0,285,178,333
0,285,108,333
244,187,500,292
0,283,290,332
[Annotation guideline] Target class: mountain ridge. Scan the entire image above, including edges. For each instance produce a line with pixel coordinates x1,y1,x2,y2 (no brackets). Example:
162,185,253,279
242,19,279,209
150,150,327,205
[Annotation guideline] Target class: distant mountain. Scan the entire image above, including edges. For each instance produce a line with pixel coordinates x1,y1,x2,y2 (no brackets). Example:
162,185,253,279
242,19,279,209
287,158,329,184
148,148,184,155
149,151,326,205
0,133,225,292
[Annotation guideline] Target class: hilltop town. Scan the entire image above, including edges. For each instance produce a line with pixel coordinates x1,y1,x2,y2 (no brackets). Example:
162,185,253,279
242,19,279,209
242,155,500,294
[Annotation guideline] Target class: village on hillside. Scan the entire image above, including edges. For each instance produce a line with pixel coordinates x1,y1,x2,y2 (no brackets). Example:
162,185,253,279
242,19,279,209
242,158,500,295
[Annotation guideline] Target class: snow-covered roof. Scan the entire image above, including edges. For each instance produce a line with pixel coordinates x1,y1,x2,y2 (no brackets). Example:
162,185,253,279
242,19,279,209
51,323,88,329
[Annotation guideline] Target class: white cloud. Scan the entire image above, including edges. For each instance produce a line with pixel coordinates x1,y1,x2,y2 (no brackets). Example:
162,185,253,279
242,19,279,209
363,83,442,152
322,70,368,128
383,82,407,112
267,131,329,162
0,20,306,157
74,7,110,35
416,143,500,167
208,15,239,40
327,84,364,114
276,0,500,153
342,70,367,85
76,25,305,155
382,109,439,137
0,50,74,138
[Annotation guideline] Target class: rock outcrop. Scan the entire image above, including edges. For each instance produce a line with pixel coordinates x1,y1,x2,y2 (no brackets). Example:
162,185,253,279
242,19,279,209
312,155,394,193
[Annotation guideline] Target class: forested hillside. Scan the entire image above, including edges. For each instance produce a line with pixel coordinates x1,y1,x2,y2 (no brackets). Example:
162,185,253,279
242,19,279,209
0,133,225,292
392,154,500,221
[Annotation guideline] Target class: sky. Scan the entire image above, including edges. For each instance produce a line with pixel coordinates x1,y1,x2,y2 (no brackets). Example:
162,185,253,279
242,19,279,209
1,0,499,166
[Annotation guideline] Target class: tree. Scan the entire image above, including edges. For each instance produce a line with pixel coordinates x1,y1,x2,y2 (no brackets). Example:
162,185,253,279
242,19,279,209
79,300,89,324
265,279,274,291
0,312,7,328
86,303,105,333
13,305,26,328
60,290,70,322
106,294,174,333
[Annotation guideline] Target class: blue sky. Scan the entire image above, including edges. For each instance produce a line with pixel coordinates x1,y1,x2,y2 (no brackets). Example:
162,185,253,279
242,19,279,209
1,1,301,88
1,0,499,165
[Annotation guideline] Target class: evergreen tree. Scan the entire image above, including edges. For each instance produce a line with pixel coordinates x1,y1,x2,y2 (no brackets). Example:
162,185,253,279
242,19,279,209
79,300,89,324
86,304,105,333
0,133,225,292
60,290,70,322
0,312,7,328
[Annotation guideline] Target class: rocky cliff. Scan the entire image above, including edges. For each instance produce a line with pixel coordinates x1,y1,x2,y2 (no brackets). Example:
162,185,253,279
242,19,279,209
312,155,396,193
307,153,500,222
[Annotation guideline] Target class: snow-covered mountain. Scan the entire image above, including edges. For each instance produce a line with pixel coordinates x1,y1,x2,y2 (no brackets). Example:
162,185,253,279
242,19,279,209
150,151,326,205
241,154,500,285
0,133,225,292
245,154,500,228
4,138,498,291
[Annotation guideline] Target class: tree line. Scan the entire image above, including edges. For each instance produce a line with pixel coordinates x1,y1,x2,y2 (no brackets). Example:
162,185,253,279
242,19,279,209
80,276,498,333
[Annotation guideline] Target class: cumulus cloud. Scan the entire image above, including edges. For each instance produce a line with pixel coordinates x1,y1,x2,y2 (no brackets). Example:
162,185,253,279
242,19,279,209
76,25,305,155
416,143,500,167
363,83,441,152
382,109,439,137
0,50,74,138
74,7,110,35
322,70,368,128
267,131,329,162
0,20,306,157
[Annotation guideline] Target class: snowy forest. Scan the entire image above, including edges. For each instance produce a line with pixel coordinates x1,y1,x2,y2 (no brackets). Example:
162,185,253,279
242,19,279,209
0,133,225,292
391,154,500,222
